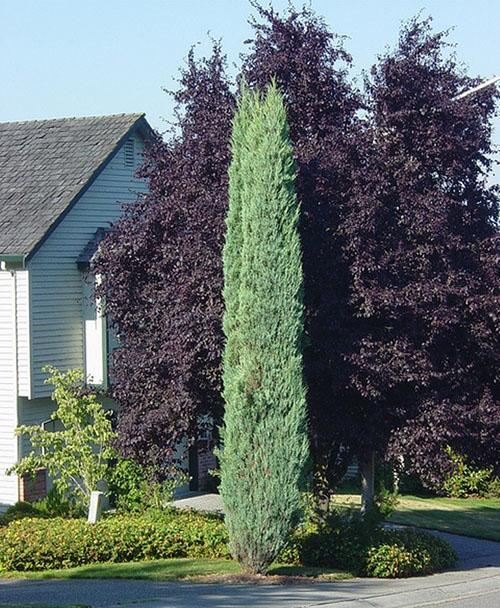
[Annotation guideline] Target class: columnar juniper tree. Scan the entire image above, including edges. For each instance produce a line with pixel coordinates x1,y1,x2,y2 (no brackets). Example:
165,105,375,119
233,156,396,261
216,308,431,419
219,85,309,574
343,17,500,489
93,46,234,473
241,3,362,501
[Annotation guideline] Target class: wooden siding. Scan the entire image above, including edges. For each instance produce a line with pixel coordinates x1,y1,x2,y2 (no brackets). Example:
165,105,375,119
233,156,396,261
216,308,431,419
28,133,147,398
16,270,31,397
17,396,56,458
0,271,19,508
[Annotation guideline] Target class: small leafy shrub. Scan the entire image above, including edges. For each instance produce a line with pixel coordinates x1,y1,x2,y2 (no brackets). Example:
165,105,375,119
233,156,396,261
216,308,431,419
108,458,145,512
0,488,82,527
280,510,457,577
0,509,229,572
485,477,500,498
108,458,188,513
442,448,496,498
35,486,85,518
398,472,436,497
365,530,457,578
0,501,44,526
375,490,399,519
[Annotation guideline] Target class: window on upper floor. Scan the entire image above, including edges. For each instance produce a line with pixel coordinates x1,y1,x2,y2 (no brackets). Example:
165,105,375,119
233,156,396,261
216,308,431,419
82,273,108,388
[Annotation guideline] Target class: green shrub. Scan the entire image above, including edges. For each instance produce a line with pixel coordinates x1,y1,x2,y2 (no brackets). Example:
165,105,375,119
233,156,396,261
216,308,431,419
0,501,44,526
280,513,457,577
0,506,456,578
365,530,457,578
0,509,229,572
107,458,187,513
442,448,496,498
485,477,500,498
0,488,82,527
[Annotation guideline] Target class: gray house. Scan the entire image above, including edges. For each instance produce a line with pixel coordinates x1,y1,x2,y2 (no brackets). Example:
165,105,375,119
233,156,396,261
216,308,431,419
0,113,151,509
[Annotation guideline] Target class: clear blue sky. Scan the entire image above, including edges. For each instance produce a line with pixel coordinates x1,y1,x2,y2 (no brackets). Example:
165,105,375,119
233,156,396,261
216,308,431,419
1,0,498,179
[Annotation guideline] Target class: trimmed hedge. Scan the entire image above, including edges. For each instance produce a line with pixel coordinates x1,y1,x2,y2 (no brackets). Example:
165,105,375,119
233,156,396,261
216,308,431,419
0,508,457,578
0,509,229,572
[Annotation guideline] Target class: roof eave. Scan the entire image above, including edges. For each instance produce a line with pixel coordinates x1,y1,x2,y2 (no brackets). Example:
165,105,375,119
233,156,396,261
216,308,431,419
0,254,26,269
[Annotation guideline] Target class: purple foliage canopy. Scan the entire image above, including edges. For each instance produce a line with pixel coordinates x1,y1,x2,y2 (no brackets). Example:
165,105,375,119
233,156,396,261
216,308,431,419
343,18,499,488
93,46,234,471
94,6,499,490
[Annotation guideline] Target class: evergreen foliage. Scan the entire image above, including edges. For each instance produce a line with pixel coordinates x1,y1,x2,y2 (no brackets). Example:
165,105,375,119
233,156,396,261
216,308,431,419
219,84,309,574
241,3,362,498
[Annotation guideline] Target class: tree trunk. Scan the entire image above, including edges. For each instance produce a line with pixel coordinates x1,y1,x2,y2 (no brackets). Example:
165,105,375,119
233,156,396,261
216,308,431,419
360,452,375,515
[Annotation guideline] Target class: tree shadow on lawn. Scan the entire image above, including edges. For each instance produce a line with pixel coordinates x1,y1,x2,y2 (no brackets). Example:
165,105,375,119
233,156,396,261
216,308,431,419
389,504,500,543
6,558,352,585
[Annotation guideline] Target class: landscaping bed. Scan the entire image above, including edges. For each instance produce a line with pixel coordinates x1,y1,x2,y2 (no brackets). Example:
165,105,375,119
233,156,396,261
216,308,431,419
0,507,456,579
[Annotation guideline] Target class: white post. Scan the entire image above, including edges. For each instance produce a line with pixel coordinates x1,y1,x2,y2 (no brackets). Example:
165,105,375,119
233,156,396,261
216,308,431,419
87,490,104,524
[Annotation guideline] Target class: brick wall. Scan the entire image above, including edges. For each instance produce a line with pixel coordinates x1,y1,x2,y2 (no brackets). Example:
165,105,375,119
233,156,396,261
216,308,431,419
18,469,47,502
197,443,217,491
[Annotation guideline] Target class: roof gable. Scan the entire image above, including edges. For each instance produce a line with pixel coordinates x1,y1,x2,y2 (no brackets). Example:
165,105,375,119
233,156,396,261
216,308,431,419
0,113,151,260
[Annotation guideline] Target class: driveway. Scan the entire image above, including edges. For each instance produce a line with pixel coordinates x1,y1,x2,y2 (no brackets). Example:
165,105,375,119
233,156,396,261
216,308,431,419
0,532,498,608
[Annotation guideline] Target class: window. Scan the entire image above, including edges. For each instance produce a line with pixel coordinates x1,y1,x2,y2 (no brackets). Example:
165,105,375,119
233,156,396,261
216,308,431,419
82,274,107,388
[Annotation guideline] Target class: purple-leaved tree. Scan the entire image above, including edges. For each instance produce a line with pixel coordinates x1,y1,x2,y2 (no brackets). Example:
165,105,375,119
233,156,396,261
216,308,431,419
95,7,498,495
342,17,499,490
93,45,234,474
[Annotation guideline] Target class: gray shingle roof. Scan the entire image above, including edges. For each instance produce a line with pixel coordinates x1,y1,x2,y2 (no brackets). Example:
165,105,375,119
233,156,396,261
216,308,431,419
0,113,147,259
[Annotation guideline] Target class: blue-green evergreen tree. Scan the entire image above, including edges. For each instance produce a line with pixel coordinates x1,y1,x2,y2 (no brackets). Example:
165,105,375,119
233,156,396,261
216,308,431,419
219,84,309,574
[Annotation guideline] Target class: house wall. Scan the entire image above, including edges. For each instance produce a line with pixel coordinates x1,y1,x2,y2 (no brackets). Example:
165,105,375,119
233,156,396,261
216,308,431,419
15,270,31,397
28,132,147,398
0,271,19,508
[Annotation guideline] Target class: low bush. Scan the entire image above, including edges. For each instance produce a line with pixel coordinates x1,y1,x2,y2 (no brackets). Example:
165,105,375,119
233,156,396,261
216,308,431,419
442,448,499,498
365,530,457,578
0,506,456,578
107,458,188,513
0,488,82,527
485,477,500,499
0,509,229,572
280,512,457,577
0,501,45,526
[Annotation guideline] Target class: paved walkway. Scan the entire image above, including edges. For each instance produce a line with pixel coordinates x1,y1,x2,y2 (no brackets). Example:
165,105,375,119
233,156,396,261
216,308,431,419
0,531,498,608
172,492,223,513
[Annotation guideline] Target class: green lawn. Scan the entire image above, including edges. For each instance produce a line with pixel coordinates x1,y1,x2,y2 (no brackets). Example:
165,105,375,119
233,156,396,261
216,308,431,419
333,491,500,541
0,558,351,582
389,494,500,541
